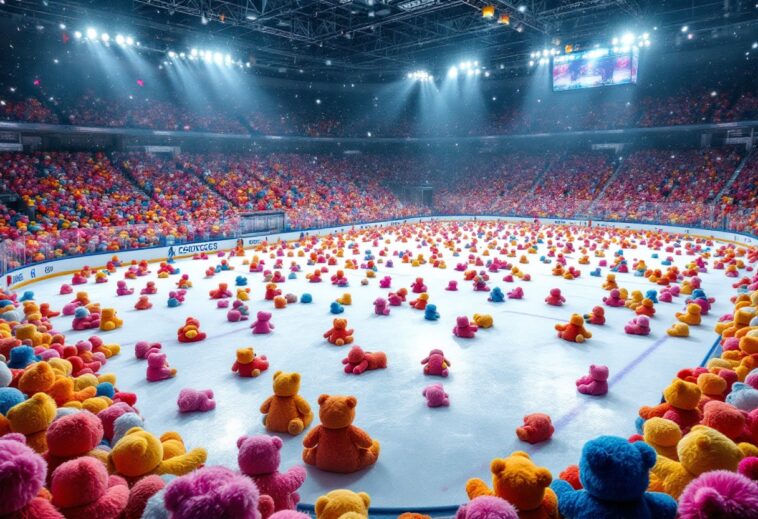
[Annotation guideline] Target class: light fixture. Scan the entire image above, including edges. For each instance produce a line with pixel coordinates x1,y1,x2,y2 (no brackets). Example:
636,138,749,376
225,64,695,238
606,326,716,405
681,25,689,32
482,5,495,18
518,5,526,12
125,36,134,45
59,23,66,30
74,31,82,39
191,48,198,56
448,66,458,78
100,33,110,42
115,34,125,45
86,27,97,39
168,51,177,58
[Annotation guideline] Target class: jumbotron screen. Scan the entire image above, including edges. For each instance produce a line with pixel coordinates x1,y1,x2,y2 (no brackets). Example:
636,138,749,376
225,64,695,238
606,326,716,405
552,47,638,91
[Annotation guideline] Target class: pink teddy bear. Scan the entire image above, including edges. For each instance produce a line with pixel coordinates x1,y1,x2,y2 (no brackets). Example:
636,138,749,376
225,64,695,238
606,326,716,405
453,316,478,339
251,311,275,334
423,383,450,408
177,388,216,413
135,341,162,359
237,434,306,512
421,349,451,377
373,298,390,316
603,288,625,307
146,352,176,382
507,287,524,299
576,364,609,396
545,288,566,306
625,316,651,336
115,280,133,296
379,276,391,289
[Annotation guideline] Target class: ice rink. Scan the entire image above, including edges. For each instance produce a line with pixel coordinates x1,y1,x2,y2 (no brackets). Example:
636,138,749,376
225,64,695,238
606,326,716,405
23,221,732,507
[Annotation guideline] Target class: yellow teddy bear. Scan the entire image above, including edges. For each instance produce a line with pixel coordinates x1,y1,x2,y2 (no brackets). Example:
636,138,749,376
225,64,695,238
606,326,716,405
472,314,494,329
108,427,207,480
315,489,370,519
7,392,57,453
99,308,123,331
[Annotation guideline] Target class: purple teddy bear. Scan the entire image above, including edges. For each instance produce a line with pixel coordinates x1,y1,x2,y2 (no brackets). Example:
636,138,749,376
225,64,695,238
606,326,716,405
237,435,306,512
576,364,609,396
423,383,450,408
373,297,390,316
177,388,216,413
251,311,275,334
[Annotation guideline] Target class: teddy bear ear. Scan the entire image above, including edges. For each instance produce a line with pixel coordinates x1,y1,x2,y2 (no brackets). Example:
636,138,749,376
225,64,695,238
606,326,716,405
291,373,301,383
271,436,283,449
236,436,248,448
318,394,330,405
345,396,357,409
273,370,282,379
511,451,531,460
491,459,506,474
633,441,657,469
536,467,552,487
314,496,329,517
359,492,371,507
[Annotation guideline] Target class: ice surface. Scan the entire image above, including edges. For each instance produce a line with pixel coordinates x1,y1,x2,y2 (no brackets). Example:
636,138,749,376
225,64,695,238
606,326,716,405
25,223,733,507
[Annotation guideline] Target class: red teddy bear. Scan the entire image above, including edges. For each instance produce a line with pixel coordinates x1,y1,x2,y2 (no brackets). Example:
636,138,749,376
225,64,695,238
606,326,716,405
342,346,387,375
323,318,354,346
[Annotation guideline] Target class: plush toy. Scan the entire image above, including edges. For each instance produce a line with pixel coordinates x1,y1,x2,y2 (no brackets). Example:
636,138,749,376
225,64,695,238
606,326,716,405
123,475,166,519
424,304,440,321
163,466,272,519
177,389,216,413
314,489,370,519
135,341,162,360
50,456,130,518
342,346,387,375
302,394,380,473
636,298,656,317
44,411,107,475
423,383,450,408
576,365,609,396
177,317,206,343
488,287,506,303
237,434,306,511
550,436,677,519
141,281,157,295
726,382,758,412
330,302,344,315
545,288,566,306
0,433,64,518
146,353,177,382
116,280,134,296
421,349,451,377
7,392,56,453
625,316,651,336
265,283,282,301
232,347,269,377
209,283,232,299
410,293,429,310
639,379,702,433
649,425,744,499
453,316,478,339
455,496,518,519
135,296,152,311
516,413,555,444
411,277,427,293
556,314,593,343
626,290,645,311
251,311,275,335
507,287,524,299
676,304,702,325
373,298,390,316
323,318,354,346
446,280,458,291
603,289,625,307
8,345,39,368
677,470,758,519
583,306,606,325
667,323,690,337
466,451,558,518
642,417,682,461
379,276,391,289
261,371,313,435
99,308,123,331
73,307,100,331
109,427,207,480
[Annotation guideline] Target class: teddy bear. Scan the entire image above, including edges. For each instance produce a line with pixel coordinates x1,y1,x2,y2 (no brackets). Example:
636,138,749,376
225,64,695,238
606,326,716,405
410,277,427,293
44,411,108,475
265,283,282,301
50,456,130,518
116,280,134,296
625,316,651,336
0,433,64,518
177,388,216,413
109,427,207,480
488,287,506,303
8,345,39,369
141,281,157,295
252,311,276,335
261,371,313,435
302,394,380,473
583,306,605,325
507,287,524,299
456,496,518,519
516,413,555,444
555,314,592,343
453,316,478,339
603,289,625,307
726,382,758,411
473,314,494,329
314,489,370,519
135,341,162,360
550,435,677,519
232,347,269,377
649,425,743,499
639,379,702,433
237,434,307,512
15,323,52,348
676,470,758,519
342,346,387,375
423,383,450,408
667,323,690,337
209,283,233,299
639,418,682,463
7,392,57,453
421,349,451,377
323,318,354,346
410,293,429,310
373,298,390,316
163,466,273,519
545,288,566,306
700,400,750,443
146,353,177,382
99,308,123,332
466,451,558,518
424,304,440,321
177,317,206,343
676,304,702,326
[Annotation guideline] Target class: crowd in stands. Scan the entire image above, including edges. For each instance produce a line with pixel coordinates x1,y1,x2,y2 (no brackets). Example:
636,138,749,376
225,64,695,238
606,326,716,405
0,96,58,124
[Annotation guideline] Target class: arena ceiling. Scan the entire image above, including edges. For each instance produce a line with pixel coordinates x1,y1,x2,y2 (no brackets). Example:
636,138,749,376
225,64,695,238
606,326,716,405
1,0,757,78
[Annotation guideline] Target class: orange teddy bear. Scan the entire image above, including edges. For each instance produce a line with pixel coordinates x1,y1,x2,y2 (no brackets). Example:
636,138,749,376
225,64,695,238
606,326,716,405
676,304,702,326
177,317,207,343
555,314,592,343
260,371,313,435
302,394,380,473
323,318,354,346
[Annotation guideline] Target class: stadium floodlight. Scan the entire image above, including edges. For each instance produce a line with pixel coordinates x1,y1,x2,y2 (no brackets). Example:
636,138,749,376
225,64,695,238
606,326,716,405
611,37,619,45
448,66,458,78
213,52,223,64
408,70,432,81
86,27,97,40
484,71,490,77
115,34,125,45
59,23,66,30
126,36,134,45
752,42,757,49
101,33,110,42
179,52,186,59
681,25,688,32
191,48,198,56
74,31,82,39
168,51,177,58
517,5,526,12
528,60,534,66
621,33,634,45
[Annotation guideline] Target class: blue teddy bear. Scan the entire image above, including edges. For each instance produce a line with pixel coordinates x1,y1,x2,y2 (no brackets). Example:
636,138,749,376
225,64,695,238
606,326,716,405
0,387,26,415
590,268,601,277
330,302,344,314
18,291,35,302
645,290,658,304
726,382,758,412
300,293,313,304
551,435,676,519
488,287,505,303
424,304,440,321
7,345,39,369
235,275,248,287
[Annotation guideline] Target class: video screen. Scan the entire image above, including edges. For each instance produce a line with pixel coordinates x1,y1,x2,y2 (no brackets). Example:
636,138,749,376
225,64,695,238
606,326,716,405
552,47,638,91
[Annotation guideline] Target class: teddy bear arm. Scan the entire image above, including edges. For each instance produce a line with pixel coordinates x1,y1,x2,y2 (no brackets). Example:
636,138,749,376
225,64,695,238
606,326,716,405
639,403,669,420
465,478,493,499
293,396,311,416
348,426,374,448
649,456,679,488
302,426,321,448
156,447,207,476
260,396,273,413
282,465,307,490
231,361,240,372
323,329,333,339
643,492,677,519
353,360,369,374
